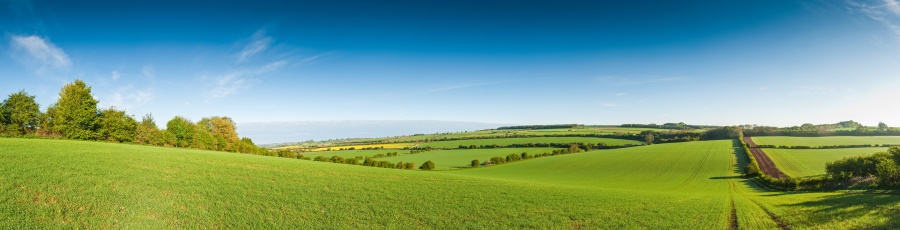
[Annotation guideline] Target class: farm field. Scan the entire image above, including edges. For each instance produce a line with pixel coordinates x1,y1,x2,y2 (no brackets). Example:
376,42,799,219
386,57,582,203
379,148,559,170
751,136,900,147
763,147,887,178
417,137,642,148
3,138,900,229
295,126,686,148
297,149,405,158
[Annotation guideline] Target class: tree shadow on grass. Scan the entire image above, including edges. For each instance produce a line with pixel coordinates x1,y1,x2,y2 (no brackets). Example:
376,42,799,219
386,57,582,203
732,139,749,175
783,192,900,229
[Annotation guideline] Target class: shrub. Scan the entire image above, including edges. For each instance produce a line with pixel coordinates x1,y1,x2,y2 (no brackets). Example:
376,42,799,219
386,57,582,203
419,160,435,170
490,156,505,165
471,159,480,168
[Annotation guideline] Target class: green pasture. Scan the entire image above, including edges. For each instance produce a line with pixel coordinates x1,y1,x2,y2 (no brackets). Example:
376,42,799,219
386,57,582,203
762,147,887,178
418,137,642,148
751,136,900,147
3,138,900,229
380,148,559,169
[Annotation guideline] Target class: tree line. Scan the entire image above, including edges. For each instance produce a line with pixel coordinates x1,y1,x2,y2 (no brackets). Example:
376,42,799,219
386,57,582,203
496,124,584,130
456,142,640,150
754,144,899,149
620,122,714,130
474,144,584,167
743,120,900,137
0,80,266,154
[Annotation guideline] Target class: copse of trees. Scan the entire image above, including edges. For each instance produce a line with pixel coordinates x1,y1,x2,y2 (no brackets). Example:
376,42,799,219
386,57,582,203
0,79,267,155
97,107,137,143
826,147,900,188
743,120,900,137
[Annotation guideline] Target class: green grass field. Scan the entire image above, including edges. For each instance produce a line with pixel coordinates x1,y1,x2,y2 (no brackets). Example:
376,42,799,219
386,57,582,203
751,136,900,147
3,138,899,229
380,148,559,169
418,137,642,148
763,147,887,178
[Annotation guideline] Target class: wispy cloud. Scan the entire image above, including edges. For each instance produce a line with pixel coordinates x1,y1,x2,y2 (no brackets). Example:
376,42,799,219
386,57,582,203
850,0,900,37
111,71,121,80
596,77,686,86
208,60,288,99
141,65,155,80
237,29,273,63
8,35,71,72
100,85,154,110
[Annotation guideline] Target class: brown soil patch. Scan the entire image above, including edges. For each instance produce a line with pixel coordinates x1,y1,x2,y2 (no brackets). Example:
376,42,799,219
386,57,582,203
743,137,787,178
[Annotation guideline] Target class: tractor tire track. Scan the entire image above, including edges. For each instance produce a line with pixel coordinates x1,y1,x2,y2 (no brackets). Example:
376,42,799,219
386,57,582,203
673,142,715,189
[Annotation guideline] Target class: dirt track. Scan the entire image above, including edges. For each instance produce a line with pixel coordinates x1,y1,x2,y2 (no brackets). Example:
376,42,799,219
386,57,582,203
743,137,787,178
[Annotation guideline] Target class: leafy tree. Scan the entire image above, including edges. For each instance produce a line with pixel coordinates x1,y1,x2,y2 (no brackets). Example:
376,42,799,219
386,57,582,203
0,90,41,135
404,162,416,170
568,144,581,153
490,156,505,165
419,160,435,170
135,114,162,145
197,116,239,151
166,116,195,147
191,123,216,150
51,80,99,140
159,130,177,147
879,122,889,131
644,133,654,145
97,107,137,143
471,159,480,168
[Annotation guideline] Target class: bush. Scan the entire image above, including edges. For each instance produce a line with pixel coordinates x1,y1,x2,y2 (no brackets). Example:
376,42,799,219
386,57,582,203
419,160,435,170
490,156,505,165
471,159,480,168
506,154,521,162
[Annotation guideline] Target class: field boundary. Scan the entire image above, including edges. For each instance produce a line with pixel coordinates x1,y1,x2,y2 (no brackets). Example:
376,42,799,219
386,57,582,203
743,137,787,178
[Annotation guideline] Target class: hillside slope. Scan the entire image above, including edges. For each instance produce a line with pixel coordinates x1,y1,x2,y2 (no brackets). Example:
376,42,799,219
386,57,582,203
2,138,899,229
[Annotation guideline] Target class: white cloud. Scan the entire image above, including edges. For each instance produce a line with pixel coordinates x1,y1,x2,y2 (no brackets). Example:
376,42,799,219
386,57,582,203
9,35,72,71
100,85,154,110
237,29,273,63
851,0,900,37
111,71,121,80
208,60,287,99
596,77,686,86
885,0,900,15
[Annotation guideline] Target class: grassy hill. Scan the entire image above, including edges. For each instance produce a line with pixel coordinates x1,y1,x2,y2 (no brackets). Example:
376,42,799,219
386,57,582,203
3,138,900,229
417,137,642,148
751,136,900,147
763,147,887,178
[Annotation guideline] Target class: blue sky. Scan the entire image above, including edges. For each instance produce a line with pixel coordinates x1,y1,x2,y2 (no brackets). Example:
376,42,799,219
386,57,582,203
3,0,900,133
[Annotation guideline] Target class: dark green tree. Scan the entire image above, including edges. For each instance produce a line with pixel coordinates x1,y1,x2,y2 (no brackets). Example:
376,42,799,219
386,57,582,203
166,116,195,147
0,90,41,135
471,159,480,168
135,114,161,145
419,160,435,170
97,107,137,143
51,80,99,140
